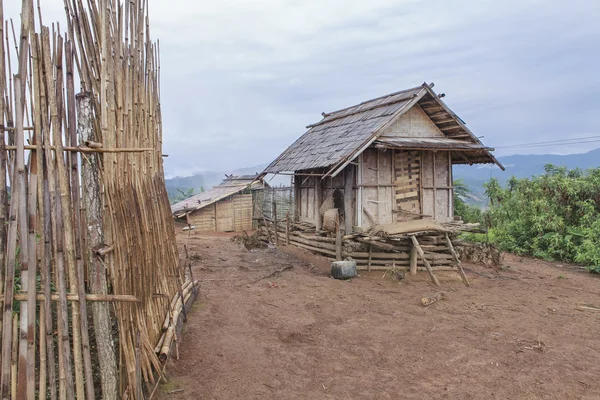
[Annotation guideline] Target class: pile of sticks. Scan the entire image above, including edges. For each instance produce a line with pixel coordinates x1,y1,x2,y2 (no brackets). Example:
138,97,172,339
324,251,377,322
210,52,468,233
259,218,471,286
0,1,193,399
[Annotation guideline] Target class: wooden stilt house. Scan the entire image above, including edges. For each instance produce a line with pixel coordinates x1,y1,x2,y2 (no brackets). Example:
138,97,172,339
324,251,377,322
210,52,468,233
171,175,265,232
262,82,504,234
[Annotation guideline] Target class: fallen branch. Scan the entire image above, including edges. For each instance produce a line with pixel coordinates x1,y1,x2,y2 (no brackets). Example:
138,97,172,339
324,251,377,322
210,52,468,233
251,265,293,283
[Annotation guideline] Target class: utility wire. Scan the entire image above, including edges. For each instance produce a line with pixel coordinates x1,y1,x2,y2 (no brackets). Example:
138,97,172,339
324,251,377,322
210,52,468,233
494,135,600,149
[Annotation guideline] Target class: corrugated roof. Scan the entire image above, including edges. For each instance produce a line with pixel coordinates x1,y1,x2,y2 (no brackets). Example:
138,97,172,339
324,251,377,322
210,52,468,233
171,175,263,217
262,83,504,174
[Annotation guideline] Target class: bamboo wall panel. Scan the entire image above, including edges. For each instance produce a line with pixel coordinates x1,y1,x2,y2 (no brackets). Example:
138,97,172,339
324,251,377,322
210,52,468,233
394,150,421,222
233,193,253,231
216,198,235,232
189,206,217,231
380,105,444,138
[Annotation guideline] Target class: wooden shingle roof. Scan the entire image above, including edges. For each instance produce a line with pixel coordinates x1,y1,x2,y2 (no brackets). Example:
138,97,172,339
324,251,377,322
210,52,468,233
263,83,503,176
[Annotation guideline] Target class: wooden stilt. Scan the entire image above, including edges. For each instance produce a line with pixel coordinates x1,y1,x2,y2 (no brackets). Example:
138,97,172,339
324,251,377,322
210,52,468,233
410,245,417,275
445,233,469,286
335,222,342,261
410,235,441,287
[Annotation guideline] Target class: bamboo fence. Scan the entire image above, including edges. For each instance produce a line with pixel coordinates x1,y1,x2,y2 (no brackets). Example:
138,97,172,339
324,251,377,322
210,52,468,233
0,0,196,399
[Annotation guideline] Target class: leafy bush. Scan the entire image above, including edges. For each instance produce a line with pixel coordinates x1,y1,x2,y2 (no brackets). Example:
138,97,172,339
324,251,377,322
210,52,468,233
453,179,484,224
483,165,600,272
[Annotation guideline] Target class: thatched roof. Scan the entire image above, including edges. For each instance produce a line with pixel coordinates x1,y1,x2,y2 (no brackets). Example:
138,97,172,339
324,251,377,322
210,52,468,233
263,83,503,176
171,175,263,217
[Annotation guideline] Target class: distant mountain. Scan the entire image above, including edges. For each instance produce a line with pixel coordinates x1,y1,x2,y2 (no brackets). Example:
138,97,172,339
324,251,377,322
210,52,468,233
166,148,600,205
454,148,600,205
166,164,267,202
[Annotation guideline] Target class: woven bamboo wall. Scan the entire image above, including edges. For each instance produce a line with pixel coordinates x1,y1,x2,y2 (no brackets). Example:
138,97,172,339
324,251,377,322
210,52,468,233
394,150,422,221
188,193,254,232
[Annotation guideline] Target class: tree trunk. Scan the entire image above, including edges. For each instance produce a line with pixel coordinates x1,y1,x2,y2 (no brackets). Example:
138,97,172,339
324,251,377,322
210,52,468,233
78,92,118,400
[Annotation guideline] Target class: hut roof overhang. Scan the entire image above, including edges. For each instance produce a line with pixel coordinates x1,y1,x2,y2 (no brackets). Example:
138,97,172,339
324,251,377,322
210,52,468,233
171,175,263,218
262,82,504,177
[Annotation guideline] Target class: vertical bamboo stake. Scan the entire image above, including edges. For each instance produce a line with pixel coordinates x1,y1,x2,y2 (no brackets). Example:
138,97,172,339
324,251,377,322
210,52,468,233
14,73,32,400
41,26,73,400
78,91,118,400
0,0,8,358
10,315,18,400
34,30,58,400
49,31,87,392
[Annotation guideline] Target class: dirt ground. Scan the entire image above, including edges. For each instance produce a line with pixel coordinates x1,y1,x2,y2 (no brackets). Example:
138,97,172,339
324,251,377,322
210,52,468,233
156,230,600,400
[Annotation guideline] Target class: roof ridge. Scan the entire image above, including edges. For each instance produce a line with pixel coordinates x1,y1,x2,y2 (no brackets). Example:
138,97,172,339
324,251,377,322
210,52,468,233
323,84,426,117
307,88,425,129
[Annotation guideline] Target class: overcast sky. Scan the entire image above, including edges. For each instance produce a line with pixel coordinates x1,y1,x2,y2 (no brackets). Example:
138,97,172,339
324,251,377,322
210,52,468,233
6,0,600,177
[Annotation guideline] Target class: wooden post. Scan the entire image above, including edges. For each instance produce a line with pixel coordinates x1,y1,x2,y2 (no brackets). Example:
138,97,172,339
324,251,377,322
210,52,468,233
432,151,437,220
335,222,342,261
273,200,278,246
315,176,323,231
367,243,372,272
78,92,118,400
410,245,417,275
344,165,354,234
285,212,290,245
445,233,469,286
410,235,441,287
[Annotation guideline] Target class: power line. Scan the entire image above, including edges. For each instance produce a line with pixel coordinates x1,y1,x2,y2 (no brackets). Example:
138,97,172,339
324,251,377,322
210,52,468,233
494,135,600,149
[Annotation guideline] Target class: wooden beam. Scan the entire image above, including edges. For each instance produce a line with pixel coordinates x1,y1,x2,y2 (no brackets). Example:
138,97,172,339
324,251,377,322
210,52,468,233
445,233,469,286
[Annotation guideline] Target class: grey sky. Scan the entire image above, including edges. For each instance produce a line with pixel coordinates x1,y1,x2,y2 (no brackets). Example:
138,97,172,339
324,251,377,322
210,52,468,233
6,0,600,177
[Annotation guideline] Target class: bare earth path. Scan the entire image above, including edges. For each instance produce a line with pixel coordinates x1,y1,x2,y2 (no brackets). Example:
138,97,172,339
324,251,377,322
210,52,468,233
156,231,600,399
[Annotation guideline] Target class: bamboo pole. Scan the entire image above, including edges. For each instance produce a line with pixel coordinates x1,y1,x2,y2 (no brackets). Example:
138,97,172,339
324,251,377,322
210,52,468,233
14,73,33,400
0,3,7,387
41,27,74,400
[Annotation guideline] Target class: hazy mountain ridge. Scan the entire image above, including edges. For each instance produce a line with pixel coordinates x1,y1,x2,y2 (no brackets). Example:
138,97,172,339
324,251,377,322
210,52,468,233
166,148,600,204
454,148,600,205
166,164,267,201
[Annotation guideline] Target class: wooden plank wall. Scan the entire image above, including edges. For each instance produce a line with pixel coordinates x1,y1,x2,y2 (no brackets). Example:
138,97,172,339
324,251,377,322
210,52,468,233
360,148,393,229
422,151,453,221
394,150,422,222
298,176,317,223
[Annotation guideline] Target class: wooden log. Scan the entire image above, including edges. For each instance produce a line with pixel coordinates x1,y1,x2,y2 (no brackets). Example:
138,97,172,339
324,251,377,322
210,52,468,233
421,292,446,306
410,235,441,287
445,233,469,287
357,266,455,272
